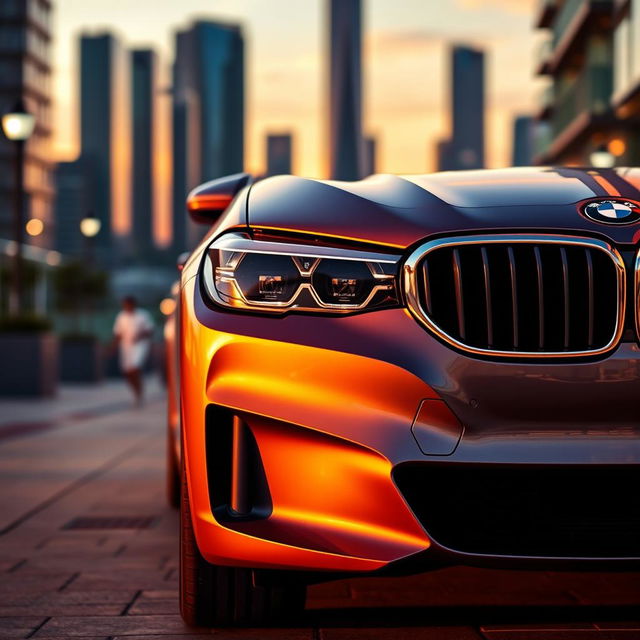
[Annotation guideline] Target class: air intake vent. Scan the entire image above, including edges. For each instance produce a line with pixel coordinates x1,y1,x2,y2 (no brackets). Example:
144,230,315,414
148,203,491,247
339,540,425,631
405,235,625,357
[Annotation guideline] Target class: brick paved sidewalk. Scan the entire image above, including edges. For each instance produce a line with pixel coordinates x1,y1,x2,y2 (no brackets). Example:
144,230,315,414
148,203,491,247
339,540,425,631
0,398,639,639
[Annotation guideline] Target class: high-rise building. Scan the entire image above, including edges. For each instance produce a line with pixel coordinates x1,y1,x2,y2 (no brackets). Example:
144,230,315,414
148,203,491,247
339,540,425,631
363,135,376,176
80,32,131,264
612,0,640,164
439,45,485,171
328,0,363,181
0,0,54,248
266,134,292,176
172,20,244,253
512,115,535,166
53,159,92,258
436,138,455,172
131,49,157,260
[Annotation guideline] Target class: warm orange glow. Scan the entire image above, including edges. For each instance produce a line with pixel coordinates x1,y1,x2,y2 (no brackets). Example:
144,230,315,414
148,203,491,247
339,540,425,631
187,193,234,213
593,175,621,197
608,138,626,157
153,84,172,248
175,273,434,573
25,218,44,237
160,297,176,316
111,44,131,236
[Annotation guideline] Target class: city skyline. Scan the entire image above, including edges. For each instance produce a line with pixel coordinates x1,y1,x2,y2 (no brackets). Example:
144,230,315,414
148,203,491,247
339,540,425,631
51,0,540,179
2,0,541,254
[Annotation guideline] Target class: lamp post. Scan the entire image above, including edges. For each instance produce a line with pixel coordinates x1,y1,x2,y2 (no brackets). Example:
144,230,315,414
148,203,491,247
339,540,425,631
2,100,36,316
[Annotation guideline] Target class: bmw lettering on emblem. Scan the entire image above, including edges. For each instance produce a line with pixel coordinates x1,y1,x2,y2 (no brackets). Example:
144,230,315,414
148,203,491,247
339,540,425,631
583,200,640,224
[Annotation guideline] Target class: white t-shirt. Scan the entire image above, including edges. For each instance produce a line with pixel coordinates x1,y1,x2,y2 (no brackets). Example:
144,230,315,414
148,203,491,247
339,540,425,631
113,309,154,372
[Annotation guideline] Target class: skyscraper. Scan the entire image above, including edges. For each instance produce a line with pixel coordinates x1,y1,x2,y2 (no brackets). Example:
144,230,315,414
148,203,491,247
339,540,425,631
436,138,455,172
266,134,293,176
328,0,363,181
363,135,376,176
80,33,131,264
512,115,535,166
172,20,244,253
439,45,485,171
0,0,54,248
131,49,157,259
53,159,92,258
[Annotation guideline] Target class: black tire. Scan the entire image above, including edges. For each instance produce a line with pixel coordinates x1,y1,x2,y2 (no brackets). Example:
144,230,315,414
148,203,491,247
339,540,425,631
166,427,180,509
179,459,307,627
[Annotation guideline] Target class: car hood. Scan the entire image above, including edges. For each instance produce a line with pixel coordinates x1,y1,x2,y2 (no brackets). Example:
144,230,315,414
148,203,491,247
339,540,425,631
246,167,640,248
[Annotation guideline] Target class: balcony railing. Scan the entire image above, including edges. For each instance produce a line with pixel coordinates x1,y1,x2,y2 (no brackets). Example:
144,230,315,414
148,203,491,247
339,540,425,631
537,83,555,117
536,37,553,73
536,0,558,28
552,0,585,47
551,65,612,136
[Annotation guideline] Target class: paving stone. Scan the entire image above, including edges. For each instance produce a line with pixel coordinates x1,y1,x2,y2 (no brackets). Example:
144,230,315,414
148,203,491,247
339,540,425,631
480,630,640,639
0,603,124,616
128,598,179,615
33,614,203,637
113,632,313,639
0,616,48,638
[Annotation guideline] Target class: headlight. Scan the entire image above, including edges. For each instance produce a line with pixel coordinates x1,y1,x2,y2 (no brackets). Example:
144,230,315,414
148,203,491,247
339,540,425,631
202,233,401,313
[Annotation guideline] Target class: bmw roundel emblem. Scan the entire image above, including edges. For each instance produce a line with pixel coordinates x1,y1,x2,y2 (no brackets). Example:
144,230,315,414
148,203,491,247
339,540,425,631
582,200,640,225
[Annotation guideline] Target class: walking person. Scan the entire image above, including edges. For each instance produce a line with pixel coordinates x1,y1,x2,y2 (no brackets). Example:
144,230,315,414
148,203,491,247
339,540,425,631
112,296,154,405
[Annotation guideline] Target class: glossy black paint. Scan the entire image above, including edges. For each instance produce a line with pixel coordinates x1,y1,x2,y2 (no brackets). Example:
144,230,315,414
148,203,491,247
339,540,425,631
246,168,640,247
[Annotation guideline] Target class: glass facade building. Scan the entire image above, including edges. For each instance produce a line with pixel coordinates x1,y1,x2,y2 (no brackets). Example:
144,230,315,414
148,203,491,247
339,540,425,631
266,134,293,176
172,20,244,253
131,49,157,260
512,115,535,166
437,45,485,171
53,159,91,258
328,0,363,181
80,33,131,264
0,0,54,249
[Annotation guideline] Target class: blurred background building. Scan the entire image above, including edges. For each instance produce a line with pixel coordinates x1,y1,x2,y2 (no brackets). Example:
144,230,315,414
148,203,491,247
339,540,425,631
328,0,364,181
364,135,376,176
130,49,158,263
53,159,92,258
437,45,486,171
266,133,293,176
532,0,640,167
0,0,54,249
171,20,244,253
79,32,130,265
512,115,535,166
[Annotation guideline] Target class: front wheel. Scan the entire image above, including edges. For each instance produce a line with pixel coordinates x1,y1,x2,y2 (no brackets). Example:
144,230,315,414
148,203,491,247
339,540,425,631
179,459,306,627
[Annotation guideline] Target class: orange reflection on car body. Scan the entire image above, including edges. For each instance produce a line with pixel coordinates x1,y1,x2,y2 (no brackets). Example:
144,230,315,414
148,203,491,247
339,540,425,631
179,278,432,572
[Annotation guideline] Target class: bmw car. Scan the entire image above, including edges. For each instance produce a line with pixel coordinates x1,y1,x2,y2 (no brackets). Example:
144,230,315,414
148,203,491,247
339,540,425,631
167,167,640,626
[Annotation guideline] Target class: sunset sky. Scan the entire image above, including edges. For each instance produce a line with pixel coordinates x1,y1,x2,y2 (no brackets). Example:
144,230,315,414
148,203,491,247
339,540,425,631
52,0,543,178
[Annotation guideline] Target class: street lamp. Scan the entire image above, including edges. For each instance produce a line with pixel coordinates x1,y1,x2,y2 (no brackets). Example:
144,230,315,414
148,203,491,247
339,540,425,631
590,145,615,169
1,100,36,316
79,216,101,239
80,214,101,266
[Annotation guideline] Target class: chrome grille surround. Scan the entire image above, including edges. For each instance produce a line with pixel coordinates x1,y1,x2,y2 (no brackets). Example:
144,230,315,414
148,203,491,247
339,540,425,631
404,234,626,358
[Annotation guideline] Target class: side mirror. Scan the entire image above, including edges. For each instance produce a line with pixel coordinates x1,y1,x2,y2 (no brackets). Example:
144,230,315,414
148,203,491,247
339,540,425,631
187,172,252,224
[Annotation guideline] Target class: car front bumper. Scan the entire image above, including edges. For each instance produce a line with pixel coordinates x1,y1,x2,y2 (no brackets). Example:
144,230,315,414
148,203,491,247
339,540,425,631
180,274,640,573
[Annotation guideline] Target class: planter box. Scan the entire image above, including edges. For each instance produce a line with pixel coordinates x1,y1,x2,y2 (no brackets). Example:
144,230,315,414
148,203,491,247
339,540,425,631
0,333,58,397
60,337,103,383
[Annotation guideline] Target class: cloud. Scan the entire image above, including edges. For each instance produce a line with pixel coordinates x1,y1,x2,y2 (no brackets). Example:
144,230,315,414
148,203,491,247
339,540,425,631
455,0,536,15
366,28,498,57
